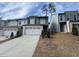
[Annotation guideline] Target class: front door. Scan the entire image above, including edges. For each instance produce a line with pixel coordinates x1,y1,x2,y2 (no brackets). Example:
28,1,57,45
60,23,67,32
60,24,64,32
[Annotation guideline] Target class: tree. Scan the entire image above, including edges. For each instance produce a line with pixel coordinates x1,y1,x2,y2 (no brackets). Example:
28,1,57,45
41,5,48,16
48,3,56,31
41,3,56,17
48,3,56,13
41,3,56,25
41,3,56,35
48,3,56,20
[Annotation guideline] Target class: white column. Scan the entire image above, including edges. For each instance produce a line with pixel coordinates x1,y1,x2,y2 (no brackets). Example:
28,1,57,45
66,21,70,32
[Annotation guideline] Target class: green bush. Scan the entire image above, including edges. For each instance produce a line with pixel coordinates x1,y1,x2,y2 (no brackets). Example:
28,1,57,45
47,30,50,38
19,26,23,36
15,30,20,37
10,32,14,39
15,27,23,38
72,25,78,35
50,30,54,35
41,29,50,38
41,30,47,38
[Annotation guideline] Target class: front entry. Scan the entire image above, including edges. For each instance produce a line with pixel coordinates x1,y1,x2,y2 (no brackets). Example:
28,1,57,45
60,23,67,32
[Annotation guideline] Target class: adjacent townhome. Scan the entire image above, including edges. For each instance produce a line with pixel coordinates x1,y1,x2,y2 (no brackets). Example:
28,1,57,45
0,16,48,37
23,16,48,35
1,16,48,27
49,11,79,33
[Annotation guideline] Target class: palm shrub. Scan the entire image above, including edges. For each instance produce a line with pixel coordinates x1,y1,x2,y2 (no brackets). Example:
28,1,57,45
72,25,78,35
19,26,23,36
41,29,50,38
15,30,20,37
10,32,14,39
47,30,50,38
41,30,46,38
15,27,23,38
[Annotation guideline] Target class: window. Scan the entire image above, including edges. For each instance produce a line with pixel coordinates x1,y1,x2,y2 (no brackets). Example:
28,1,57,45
19,21,21,25
67,18,69,21
28,19,30,24
24,20,26,24
36,19,40,24
67,15,69,21
60,15,62,21
74,15,76,21
30,18,35,24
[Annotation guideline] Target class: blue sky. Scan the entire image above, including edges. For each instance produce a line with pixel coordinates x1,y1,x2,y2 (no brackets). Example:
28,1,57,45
0,2,79,20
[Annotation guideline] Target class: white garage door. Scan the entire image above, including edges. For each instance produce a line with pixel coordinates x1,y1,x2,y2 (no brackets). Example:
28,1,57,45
4,31,17,38
0,30,3,36
23,26,43,35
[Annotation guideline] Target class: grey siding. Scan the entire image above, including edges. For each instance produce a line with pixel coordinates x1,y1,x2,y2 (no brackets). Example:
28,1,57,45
65,11,79,21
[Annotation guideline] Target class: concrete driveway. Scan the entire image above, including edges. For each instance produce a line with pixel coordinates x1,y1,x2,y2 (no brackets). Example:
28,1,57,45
0,36,7,41
0,35,40,57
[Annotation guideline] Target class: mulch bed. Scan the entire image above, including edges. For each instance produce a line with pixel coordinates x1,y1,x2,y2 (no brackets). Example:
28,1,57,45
32,35,57,57
33,33,79,57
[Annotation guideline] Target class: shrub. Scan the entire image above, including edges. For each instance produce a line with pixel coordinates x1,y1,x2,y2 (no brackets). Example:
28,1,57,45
10,32,14,39
19,26,23,36
41,30,47,38
47,30,50,38
15,27,23,38
15,30,20,37
50,30,54,35
72,25,78,35
41,29,50,38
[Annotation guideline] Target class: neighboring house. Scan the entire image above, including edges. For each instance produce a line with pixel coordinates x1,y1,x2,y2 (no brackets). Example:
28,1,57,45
3,26,18,38
2,16,48,27
2,18,28,27
49,11,79,33
23,24,43,35
28,16,48,25
0,16,48,37
23,16,48,35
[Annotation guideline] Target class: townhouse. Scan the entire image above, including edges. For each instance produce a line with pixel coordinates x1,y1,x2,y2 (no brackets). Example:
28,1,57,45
49,11,79,33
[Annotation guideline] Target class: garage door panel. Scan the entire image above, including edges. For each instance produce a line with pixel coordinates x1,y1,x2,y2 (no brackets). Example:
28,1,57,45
0,30,3,36
23,26,43,35
4,31,17,37
25,29,42,35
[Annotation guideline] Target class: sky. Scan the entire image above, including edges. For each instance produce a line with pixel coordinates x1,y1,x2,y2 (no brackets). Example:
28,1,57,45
0,2,79,20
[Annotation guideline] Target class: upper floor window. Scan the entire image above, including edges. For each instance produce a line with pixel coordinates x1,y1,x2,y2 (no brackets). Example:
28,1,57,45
24,20,26,24
74,15,76,21
28,19,30,24
67,15,69,21
60,15,63,21
67,18,69,21
19,21,21,25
